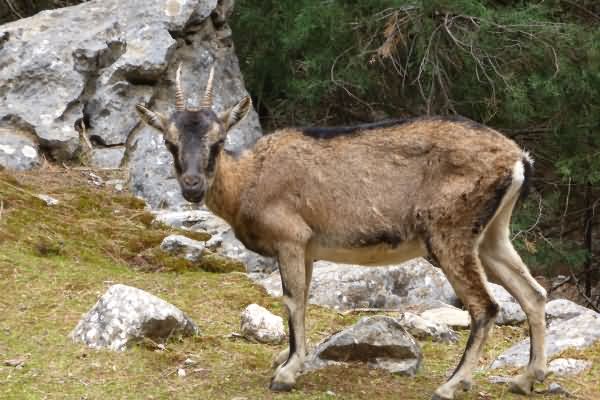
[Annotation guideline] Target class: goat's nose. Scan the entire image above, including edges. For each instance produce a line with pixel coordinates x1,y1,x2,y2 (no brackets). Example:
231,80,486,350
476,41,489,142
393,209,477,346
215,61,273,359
182,174,201,187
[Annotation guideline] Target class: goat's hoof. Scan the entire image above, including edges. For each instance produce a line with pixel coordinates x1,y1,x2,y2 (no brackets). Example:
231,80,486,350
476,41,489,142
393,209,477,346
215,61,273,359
508,378,533,395
534,368,549,382
431,394,453,400
269,381,294,392
460,379,472,392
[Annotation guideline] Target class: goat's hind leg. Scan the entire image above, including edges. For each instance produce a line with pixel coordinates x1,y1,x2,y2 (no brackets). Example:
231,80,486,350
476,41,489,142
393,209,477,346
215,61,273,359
270,244,308,391
480,198,548,394
430,241,498,400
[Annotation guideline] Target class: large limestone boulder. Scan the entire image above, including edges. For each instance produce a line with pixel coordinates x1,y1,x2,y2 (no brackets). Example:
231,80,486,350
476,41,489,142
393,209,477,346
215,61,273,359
0,0,262,208
304,316,422,376
70,284,198,351
257,258,457,311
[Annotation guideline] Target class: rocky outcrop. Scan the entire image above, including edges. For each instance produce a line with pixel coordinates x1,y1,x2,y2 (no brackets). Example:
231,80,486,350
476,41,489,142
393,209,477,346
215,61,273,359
257,258,457,311
70,284,198,351
155,208,277,274
304,316,422,376
0,0,262,207
240,304,285,344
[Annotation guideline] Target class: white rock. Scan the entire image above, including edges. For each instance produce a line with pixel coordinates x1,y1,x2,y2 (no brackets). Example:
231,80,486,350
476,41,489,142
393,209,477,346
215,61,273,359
70,284,198,351
160,235,206,261
421,306,471,328
35,194,60,206
548,358,592,376
240,304,285,344
396,312,458,343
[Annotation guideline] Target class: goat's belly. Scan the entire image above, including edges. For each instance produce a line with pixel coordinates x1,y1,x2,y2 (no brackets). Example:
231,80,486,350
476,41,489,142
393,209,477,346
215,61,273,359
310,239,427,266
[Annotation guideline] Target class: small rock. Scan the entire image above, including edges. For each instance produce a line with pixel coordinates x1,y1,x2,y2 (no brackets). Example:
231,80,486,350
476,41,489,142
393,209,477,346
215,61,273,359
35,194,60,206
4,358,26,368
70,284,199,351
160,235,206,261
421,306,471,328
154,210,212,229
548,382,569,395
177,368,186,377
240,304,285,344
304,316,422,376
548,358,592,376
396,312,458,343
487,375,512,385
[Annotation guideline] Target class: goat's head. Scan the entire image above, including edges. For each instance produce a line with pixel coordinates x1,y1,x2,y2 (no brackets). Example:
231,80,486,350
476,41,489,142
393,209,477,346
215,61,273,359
135,64,252,203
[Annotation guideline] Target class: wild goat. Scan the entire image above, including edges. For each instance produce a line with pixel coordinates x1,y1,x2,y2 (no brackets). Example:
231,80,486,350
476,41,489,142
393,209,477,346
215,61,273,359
136,65,547,400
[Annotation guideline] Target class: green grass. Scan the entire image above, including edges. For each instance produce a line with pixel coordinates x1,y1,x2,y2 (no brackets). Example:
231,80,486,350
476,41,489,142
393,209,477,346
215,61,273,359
0,169,598,399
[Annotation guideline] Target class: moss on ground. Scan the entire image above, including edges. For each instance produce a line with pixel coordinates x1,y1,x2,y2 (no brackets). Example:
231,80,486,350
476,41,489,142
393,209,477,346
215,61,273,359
0,169,598,399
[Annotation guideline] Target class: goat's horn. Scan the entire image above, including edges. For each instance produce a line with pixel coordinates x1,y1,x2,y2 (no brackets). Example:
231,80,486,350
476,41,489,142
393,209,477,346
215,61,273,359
175,63,185,111
201,66,215,109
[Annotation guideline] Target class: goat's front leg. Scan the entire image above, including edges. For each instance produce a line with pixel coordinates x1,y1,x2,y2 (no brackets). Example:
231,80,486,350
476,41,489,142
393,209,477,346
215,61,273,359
273,259,313,369
270,243,307,392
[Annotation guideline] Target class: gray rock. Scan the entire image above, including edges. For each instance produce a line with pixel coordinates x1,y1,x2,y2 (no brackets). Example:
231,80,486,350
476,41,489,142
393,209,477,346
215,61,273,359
489,283,527,325
396,312,458,343
90,147,125,169
547,382,569,395
160,234,206,261
257,258,457,311
70,284,198,351
548,358,592,376
490,311,600,369
304,316,421,376
34,194,59,206
420,306,471,329
240,304,285,344
545,299,595,323
0,130,40,171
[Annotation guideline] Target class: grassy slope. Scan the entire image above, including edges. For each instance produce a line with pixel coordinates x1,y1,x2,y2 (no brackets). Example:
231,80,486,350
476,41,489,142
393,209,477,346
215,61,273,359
0,168,598,400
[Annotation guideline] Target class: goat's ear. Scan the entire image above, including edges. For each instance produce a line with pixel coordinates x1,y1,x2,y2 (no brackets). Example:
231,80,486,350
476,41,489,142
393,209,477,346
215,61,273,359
218,96,252,132
136,104,167,132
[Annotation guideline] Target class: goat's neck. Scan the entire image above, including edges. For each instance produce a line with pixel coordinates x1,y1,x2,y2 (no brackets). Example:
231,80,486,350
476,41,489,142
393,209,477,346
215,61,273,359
204,149,249,225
